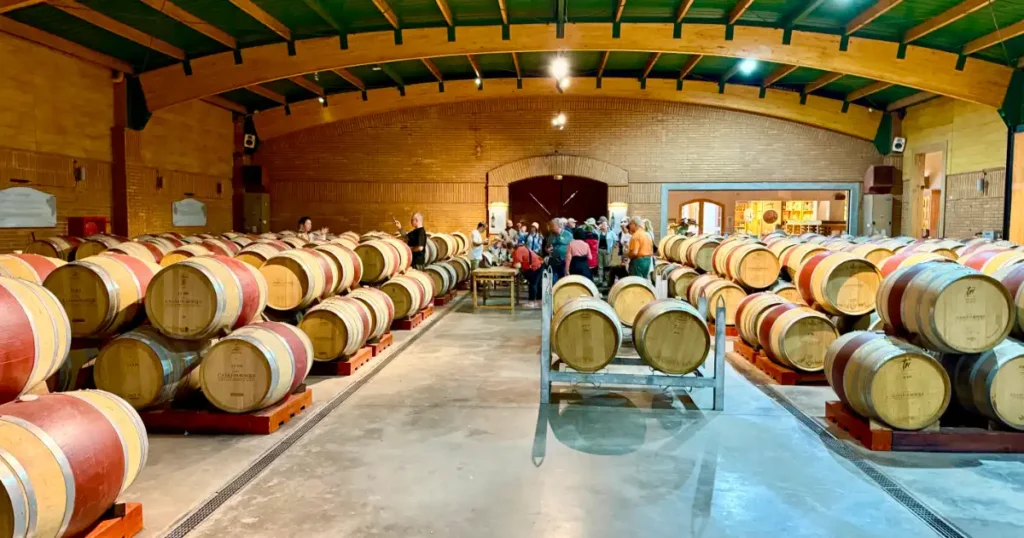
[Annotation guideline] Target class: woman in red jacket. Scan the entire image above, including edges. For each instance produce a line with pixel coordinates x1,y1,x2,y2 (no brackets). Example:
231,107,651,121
583,218,600,272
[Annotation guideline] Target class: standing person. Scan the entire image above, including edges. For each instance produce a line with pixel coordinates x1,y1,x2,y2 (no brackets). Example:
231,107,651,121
393,212,428,270
518,223,528,245
625,216,654,278
511,240,543,304
565,236,593,279
583,218,599,273
470,222,485,270
618,221,632,259
526,222,543,254
548,218,573,283
597,220,612,285
501,219,518,245
297,216,329,242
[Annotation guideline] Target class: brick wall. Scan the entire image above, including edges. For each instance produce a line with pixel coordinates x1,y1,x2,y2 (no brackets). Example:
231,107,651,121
256,97,881,238
943,169,1005,239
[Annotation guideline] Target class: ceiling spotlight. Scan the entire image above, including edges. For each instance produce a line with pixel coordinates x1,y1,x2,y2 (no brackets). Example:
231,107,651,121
868,107,874,113
314,72,320,81
318,97,325,104
552,112,567,129
550,56,570,80
558,77,571,90
371,65,382,71
475,78,482,86
738,58,758,75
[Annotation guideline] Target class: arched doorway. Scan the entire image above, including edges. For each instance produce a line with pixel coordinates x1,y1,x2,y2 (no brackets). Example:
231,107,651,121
509,176,609,228
680,199,724,235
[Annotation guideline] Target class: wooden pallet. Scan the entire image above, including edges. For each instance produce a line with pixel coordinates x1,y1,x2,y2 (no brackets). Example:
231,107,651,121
392,311,424,330
456,281,470,291
309,347,373,376
367,332,394,356
732,340,826,385
733,339,759,363
140,389,313,435
421,304,435,320
707,322,738,338
73,503,143,538
434,290,457,306
825,401,1024,453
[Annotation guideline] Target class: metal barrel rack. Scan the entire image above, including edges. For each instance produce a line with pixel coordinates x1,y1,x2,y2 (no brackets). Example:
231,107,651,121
539,269,726,410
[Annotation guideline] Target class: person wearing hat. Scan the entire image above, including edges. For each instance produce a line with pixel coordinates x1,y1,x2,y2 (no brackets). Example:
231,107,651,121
582,218,600,274
525,222,543,254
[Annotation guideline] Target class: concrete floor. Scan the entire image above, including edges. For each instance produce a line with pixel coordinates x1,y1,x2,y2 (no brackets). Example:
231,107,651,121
123,297,1024,537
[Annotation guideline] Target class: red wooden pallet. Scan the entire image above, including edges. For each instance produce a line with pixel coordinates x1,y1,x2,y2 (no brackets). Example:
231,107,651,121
732,340,826,385
140,389,313,435
367,332,394,356
391,311,424,330
73,503,143,538
309,347,373,376
456,281,470,291
733,340,759,363
825,401,893,451
707,322,738,338
434,290,457,306
421,304,435,320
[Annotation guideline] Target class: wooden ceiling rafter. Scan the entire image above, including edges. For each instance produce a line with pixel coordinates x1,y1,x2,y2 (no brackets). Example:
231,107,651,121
0,0,43,14
762,64,798,87
137,0,236,49
332,68,365,91
640,52,661,79
597,50,610,79
805,72,843,93
781,0,826,28
226,0,291,41
511,51,521,79
467,54,482,79
301,0,344,33
727,0,756,25
49,0,185,60
247,84,286,104
288,76,324,96
202,95,247,114
887,91,937,111
370,0,400,29
0,15,133,71
422,58,443,81
498,0,508,25
963,18,1024,55
614,0,627,22
846,80,893,102
902,0,993,44
675,0,694,23
845,0,905,35
678,54,702,80
434,0,453,26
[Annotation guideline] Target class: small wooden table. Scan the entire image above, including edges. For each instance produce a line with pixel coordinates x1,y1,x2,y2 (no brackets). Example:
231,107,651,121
472,267,518,312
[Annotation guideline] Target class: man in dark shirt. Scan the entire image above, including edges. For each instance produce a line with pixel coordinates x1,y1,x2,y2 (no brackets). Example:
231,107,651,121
394,212,428,269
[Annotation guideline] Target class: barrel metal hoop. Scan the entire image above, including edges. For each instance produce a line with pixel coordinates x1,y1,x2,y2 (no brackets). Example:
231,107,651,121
231,334,284,409
81,260,120,334
0,416,75,537
0,447,36,538
5,281,43,395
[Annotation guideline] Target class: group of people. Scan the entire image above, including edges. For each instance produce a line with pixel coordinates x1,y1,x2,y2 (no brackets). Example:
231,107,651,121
468,216,655,306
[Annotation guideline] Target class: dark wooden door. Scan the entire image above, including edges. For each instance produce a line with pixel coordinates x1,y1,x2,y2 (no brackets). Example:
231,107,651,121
508,176,608,227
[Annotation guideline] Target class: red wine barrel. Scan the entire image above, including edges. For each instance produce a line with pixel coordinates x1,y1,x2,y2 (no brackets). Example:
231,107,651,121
76,234,127,259
279,236,307,249
355,240,399,283
93,326,204,409
632,299,709,374
958,241,1005,257
995,264,1024,339
200,323,313,413
236,242,287,268
44,254,160,338
299,297,369,360
781,243,825,280
879,250,951,277
958,249,1024,275
942,339,1024,430
877,262,1013,353
824,331,950,429
383,237,412,274
736,292,786,347
667,266,700,300
725,243,779,290
331,235,359,250
106,241,164,265
0,253,66,284
201,238,240,257
767,238,802,261
260,249,329,311
348,288,395,339
685,237,721,273
314,244,361,294
824,240,854,252
161,244,213,267
146,255,268,340
758,304,837,371
842,243,893,269
0,390,148,537
0,277,71,403
380,275,426,319
796,252,880,316
902,241,958,260
24,236,82,261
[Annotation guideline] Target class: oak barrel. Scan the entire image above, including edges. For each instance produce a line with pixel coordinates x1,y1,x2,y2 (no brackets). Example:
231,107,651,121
161,244,213,266
552,297,622,372
424,263,457,297
279,237,307,249
299,298,369,360
685,237,720,273
758,304,837,371
903,241,958,260
780,243,825,280
769,280,803,304
200,238,240,257
830,312,883,334
93,326,204,409
450,256,472,283
314,244,362,294
200,322,313,413
879,250,950,277
106,241,164,265
0,254,66,284
355,240,399,284
725,243,780,290
667,266,700,300
994,264,1024,339
711,236,757,277
767,238,802,261
735,292,786,347
688,275,746,324
24,236,82,261
608,276,657,327
797,252,880,316
348,288,395,339
429,233,458,261
958,249,1024,275
452,232,469,255
76,234,126,259
260,249,329,311
0,277,71,404
380,275,426,319
633,299,709,374
405,269,436,311
235,242,287,268
941,338,1024,430
552,275,600,314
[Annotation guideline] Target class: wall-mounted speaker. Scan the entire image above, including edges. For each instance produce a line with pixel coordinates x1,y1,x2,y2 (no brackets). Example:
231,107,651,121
243,134,257,149
891,137,907,154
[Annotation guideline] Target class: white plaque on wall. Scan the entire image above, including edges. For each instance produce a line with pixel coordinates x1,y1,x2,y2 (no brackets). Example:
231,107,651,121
172,198,207,227
0,187,57,228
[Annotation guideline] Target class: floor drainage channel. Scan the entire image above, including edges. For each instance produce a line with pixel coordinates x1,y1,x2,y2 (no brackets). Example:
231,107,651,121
164,295,469,538
729,358,968,538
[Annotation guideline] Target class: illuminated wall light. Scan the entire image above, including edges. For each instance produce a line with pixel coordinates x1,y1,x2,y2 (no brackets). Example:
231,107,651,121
549,56,570,80
318,97,325,104
738,58,758,75
558,77,571,90
475,78,482,87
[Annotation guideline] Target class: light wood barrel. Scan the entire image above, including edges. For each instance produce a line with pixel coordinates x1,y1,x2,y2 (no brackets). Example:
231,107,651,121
958,241,1004,257
382,238,412,273
725,243,779,290
348,288,395,339
76,234,126,259
799,233,826,243
879,250,950,277
314,244,361,293
958,249,1024,275
685,237,721,273
712,236,757,277
138,236,181,253
24,236,82,261
299,298,369,360
668,266,700,300
201,322,312,413
994,264,1024,339
667,236,697,264
423,238,438,265
843,243,893,269
824,332,950,430
355,240,398,284
429,233,458,261
781,243,825,280
632,299,710,374
0,277,70,404
830,311,883,334
260,249,329,311
380,275,426,319
942,339,1024,430
230,236,254,249
93,326,203,409
608,276,657,327
875,237,915,252
688,276,746,324
43,254,160,338
654,261,679,279
331,236,359,250
661,235,685,263
405,269,435,311
106,241,164,265
279,237,307,249
424,264,455,297
201,238,241,257
146,256,267,340
878,262,1013,353
0,390,147,537
736,292,786,347
824,240,854,252
0,254,66,284
161,244,213,267
769,280,803,304
552,297,622,372
236,242,287,268
451,232,468,255
450,257,471,283
798,252,880,316
767,238,802,261
760,306,837,371
552,275,600,314
903,241,957,260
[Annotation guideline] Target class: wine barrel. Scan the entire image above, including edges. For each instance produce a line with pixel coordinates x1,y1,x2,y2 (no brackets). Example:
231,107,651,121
106,241,164,265
685,237,721,273
429,233,458,261
632,299,710,374
769,280,803,304
76,234,126,259
688,275,745,324
712,236,758,277
201,238,241,257
0,253,66,284
200,322,312,413
424,264,456,297
43,254,160,338
161,244,213,267
958,241,1004,257
781,243,825,280
24,236,82,261
332,235,359,250
824,332,950,430
380,275,426,319
736,292,786,347
299,298,369,360
348,288,395,339
666,236,695,264
405,269,435,311
236,242,287,268
552,275,600,314
725,243,780,290
229,236,254,249
878,262,1013,353
0,390,147,537
767,238,802,261
93,326,203,409
146,255,267,340
824,240,854,252
608,276,657,327
450,256,472,283
831,312,883,334
879,250,950,277
995,264,1024,339
942,338,1024,430
314,244,362,294
423,237,438,265
842,243,893,269
958,249,1024,275
903,241,958,260
758,304,837,371
797,252,880,316
260,249,331,311
552,297,622,372
451,232,469,255
0,277,71,403
653,261,678,279
139,236,182,254
355,240,399,284
383,237,412,274
667,266,700,300
279,236,307,249
661,235,685,263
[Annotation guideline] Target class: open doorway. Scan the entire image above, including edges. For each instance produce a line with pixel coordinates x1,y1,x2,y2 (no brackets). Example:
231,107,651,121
680,199,724,235
508,176,609,227
920,151,945,239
